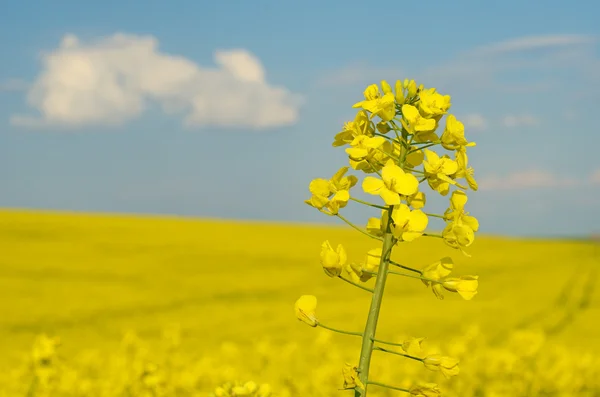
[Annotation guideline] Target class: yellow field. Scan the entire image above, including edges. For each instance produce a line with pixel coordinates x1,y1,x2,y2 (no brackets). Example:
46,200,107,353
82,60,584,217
0,209,599,396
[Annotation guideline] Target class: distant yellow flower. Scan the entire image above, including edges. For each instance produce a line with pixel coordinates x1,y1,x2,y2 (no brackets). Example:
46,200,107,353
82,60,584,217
320,240,347,277
423,354,460,378
402,337,426,357
294,295,318,327
362,160,419,205
418,88,451,119
441,115,475,151
353,84,396,122
409,382,441,396
342,363,365,390
391,204,429,242
442,275,479,300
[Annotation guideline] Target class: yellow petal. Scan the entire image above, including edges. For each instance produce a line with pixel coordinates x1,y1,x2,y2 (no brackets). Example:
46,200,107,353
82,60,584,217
309,179,331,196
380,188,401,206
294,295,318,327
362,177,384,195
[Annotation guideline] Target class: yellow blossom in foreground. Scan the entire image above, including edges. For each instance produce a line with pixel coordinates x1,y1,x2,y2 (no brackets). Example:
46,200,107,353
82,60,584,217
333,110,374,147
442,275,479,300
441,115,475,151
409,382,441,397
407,191,426,209
405,146,425,167
423,354,460,378
342,363,365,390
443,191,479,252
421,257,454,299
305,167,357,215
346,135,386,160
418,88,451,119
362,160,419,205
455,147,478,191
423,149,459,196
294,295,318,327
352,84,396,122
401,105,437,142
320,241,346,277
391,204,429,242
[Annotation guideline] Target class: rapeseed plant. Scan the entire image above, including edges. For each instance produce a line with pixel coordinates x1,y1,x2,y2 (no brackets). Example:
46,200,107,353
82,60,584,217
298,80,480,396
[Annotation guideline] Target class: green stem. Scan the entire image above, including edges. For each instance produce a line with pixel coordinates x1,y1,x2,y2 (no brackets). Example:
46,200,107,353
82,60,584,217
375,147,400,161
409,142,438,152
372,338,404,347
389,260,422,274
367,160,383,177
355,206,395,397
373,346,424,362
388,270,440,284
423,233,443,238
349,197,388,210
373,132,395,141
424,213,445,219
366,381,410,393
317,322,363,337
412,140,441,146
336,214,383,241
338,275,375,293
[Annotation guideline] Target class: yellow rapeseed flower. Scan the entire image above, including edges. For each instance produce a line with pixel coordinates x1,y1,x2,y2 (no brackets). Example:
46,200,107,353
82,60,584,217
352,84,396,122
442,275,479,300
423,354,460,378
440,115,475,151
418,88,451,119
391,204,429,242
409,382,441,396
401,105,437,142
333,110,374,147
294,295,318,327
423,149,459,196
305,167,357,215
443,191,479,252
342,363,365,390
346,135,386,160
362,160,419,205
455,148,478,191
320,240,347,277
421,257,453,299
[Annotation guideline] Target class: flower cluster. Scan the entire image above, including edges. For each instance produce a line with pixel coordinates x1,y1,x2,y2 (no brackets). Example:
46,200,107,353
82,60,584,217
296,80,481,396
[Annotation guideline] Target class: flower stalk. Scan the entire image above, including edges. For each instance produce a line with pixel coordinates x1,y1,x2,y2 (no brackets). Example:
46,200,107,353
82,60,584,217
355,208,395,396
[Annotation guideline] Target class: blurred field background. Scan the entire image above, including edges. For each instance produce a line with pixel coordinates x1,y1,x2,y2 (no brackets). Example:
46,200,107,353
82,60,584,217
1,208,599,396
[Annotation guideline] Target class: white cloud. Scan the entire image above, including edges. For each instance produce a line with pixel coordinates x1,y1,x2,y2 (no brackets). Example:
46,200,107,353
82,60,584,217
501,114,541,128
461,113,487,132
479,170,580,191
471,34,597,55
11,33,303,129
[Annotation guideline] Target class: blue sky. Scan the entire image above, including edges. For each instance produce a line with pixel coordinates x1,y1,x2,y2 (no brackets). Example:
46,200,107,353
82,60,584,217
1,0,600,237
